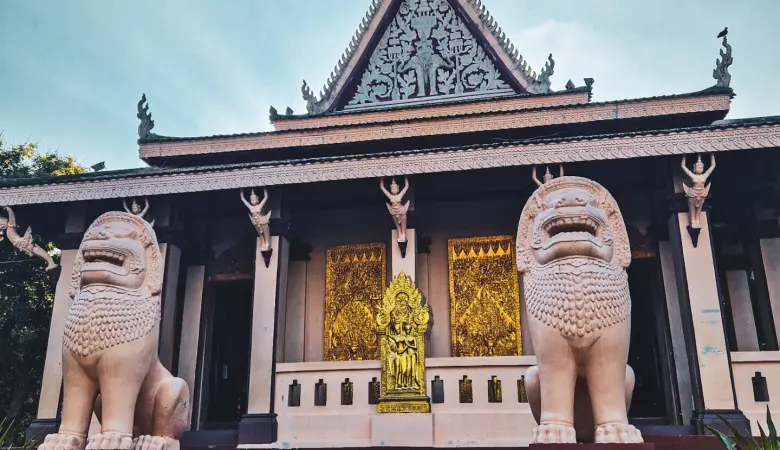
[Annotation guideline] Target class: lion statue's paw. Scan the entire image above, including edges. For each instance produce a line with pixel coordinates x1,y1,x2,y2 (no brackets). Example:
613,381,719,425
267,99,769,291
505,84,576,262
594,423,644,443
133,435,175,450
531,423,577,444
85,432,133,450
38,433,87,450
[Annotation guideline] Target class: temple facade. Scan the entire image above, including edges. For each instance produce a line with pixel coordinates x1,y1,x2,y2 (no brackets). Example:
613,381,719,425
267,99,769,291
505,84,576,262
3,0,780,448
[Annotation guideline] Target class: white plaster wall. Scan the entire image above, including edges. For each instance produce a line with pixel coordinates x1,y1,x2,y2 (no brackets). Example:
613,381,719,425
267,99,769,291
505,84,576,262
726,270,760,351
284,261,307,363
178,265,205,427
731,352,780,434
258,356,537,449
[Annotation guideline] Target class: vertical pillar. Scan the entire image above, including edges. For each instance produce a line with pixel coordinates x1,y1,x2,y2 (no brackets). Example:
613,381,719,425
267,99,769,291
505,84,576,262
725,270,760,351
28,204,87,441
760,238,780,343
158,243,182,371
239,235,289,445
283,260,307,363
669,210,749,433
177,265,206,427
392,229,416,281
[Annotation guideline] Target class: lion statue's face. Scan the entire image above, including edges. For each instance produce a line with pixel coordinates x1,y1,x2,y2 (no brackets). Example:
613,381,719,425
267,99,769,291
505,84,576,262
80,219,147,290
518,176,629,272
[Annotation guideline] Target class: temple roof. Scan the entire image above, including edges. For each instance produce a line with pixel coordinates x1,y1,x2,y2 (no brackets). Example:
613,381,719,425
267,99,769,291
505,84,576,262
295,0,560,116
5,115,779,206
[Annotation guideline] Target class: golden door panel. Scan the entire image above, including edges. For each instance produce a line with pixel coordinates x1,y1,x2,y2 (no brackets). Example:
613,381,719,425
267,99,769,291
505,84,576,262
448,235,522,357
324,243,386,361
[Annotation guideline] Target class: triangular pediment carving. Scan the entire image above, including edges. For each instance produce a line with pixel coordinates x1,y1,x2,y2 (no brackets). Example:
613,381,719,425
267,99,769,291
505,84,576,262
346,0,512,109
300,0,555,115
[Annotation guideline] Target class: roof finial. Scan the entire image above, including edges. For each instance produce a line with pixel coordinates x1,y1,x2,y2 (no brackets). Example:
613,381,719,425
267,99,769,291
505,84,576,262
713,30,733,88
535,54,555,93
137,93,157,140
269,106,280,121
301,79,318,113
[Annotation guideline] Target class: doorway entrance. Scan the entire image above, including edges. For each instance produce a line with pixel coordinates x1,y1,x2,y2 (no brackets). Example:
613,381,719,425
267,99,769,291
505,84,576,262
205,280,253,428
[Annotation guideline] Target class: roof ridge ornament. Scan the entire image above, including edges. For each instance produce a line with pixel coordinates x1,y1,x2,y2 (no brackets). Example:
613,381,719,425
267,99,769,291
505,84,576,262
712,33,733,88
137,94,160,141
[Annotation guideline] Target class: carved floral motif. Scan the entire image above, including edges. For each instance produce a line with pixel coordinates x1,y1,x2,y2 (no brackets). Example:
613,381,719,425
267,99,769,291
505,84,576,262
324,244,386,361
348,0,511,108
448,236,521,357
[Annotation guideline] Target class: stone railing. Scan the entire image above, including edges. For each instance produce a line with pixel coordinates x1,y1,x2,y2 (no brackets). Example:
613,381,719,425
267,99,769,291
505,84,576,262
730,351,780,433
269,356,537,448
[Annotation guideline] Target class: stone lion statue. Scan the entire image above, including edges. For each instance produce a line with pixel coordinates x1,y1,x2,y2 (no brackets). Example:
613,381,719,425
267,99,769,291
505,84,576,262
39,211,189,450
516,176,642,444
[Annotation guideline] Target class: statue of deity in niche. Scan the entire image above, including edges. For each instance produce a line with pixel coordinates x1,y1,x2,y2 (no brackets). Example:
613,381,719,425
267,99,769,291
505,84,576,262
681,154,715,229
532,165,563,187
240,187,271,251
0,206,58,271
380,176,410,242
123,197,154,226
376,271,430,413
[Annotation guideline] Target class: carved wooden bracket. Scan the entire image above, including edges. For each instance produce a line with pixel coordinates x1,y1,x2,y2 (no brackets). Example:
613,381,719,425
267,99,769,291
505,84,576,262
687,225,702,248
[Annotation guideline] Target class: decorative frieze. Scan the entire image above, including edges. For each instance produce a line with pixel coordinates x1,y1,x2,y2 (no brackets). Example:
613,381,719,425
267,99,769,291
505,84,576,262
2,124,779,206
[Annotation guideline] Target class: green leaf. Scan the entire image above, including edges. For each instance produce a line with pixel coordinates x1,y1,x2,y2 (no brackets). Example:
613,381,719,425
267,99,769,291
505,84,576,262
768,405,778,449
700,421,739,450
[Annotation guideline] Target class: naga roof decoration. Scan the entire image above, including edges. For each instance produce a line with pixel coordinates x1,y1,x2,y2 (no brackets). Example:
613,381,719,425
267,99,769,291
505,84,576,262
137,94,161,141
300,0,557,115
712,35,733,88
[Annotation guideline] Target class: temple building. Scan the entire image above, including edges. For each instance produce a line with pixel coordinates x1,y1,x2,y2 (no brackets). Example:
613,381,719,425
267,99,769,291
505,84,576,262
3,0,780,448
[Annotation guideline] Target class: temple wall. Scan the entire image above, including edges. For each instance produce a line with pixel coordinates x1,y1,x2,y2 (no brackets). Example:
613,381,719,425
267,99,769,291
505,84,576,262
265,356,537,449
730,352,780,432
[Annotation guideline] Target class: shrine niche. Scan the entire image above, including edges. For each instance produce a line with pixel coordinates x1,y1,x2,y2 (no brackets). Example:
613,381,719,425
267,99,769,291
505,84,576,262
376,271,430,413
324,243,387,361
448,236,522,357
347,0,513,109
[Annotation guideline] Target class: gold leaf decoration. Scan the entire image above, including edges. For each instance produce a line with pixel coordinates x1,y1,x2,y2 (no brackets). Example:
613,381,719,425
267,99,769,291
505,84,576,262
325,243,386,361
448,236,522,357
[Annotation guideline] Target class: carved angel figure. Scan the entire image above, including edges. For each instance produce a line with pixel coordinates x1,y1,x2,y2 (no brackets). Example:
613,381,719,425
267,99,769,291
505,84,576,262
241,188,271,251
123,197,154,227
681,154,716,229
380,177,410,242
0,206,57,271
532,165,564,187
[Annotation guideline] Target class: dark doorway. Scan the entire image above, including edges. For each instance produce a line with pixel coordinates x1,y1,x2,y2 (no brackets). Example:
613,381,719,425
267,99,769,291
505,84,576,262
627,257,676,423
205,280,253,427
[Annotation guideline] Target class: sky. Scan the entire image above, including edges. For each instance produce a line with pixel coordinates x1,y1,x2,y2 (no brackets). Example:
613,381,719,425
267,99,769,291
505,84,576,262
1,0,779,171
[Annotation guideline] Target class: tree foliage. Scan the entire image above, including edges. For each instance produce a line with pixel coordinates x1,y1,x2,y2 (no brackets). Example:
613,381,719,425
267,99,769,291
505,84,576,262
0,137,87,443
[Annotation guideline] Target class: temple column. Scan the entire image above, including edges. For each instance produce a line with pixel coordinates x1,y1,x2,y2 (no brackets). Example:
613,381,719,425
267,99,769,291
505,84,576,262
668,203,750,433
392,228,416,280
158,242,182,371
27,204,86,441
239,235,289,445
177,265,206,427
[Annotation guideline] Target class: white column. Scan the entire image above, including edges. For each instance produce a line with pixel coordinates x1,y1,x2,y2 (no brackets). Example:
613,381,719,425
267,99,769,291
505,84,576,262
158,243,181,371
177,265,206,427
247,236,289,414
37,249,78,419
674,212,736,410
304,246,325,362
659,241,693,422
392,229,416,281
760,238,780,343
283,261,307,363
725,270,760,351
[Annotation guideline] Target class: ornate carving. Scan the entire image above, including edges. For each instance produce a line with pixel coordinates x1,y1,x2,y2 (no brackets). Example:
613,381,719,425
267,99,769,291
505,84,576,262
0,206,57,271
532,164,563,187
348,0,511,109
325,244,386,361
137,94,159,140
240,187,272,253
517,176,641,444
448,236,521,357
380,176,411,243
713,35,733,88
43,211,188,450
376,271,430,413
4,123,779,206
681,154,715,231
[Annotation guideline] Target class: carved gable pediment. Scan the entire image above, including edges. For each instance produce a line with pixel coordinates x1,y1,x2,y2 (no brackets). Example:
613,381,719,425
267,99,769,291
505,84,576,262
347,0,512,109
300,0,555,115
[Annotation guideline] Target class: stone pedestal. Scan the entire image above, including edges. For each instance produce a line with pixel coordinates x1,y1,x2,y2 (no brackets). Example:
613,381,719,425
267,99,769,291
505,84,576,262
529,445,654,450
370,413,433,447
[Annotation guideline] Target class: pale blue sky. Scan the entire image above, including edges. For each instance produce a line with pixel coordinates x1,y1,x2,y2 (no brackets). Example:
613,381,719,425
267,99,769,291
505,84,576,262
1,0,778,171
